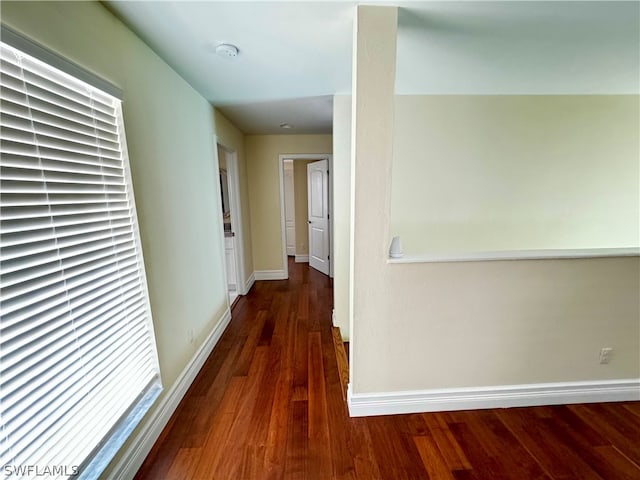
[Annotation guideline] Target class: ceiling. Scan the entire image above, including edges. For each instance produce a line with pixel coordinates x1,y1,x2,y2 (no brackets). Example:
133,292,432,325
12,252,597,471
105,1,640,135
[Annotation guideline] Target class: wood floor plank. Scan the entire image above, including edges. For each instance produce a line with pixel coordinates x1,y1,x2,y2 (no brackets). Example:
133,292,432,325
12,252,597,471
213,346,271,479
284,400,309,479
497,408,605,480
186,338,246,446
308,331,333,480
235,310,267,376
164,448,201,480
323,327,356,480
457,410,550,480
332,326,349,401
347,417,384,480
135,259,640,480
263,332,295,479
569,403,640,466
413,434,456,480
190,375,247,479
367,415,429,480
422,413,472,472
623,401,640,419
447,420,513,479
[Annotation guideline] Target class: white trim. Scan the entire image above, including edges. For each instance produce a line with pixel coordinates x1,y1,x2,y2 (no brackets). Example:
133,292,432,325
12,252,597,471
347,379,640,417
110,308,233,479
328,154,334,278
387,247,640,264
254,270,288,280
278,154,333,280
332,309,336,326
295,254,309,263
244,272,256,293
215,140,247,295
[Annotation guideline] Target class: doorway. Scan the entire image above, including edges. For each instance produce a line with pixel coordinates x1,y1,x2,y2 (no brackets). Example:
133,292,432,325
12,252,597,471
307,159,330,275
217,143,246,306
278,154,333,279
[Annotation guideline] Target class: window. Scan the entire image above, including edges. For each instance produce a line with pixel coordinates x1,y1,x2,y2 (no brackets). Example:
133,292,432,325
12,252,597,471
1,30,161,479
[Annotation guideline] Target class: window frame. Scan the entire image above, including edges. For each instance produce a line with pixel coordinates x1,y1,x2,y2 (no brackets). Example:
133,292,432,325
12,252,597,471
1,24,162,479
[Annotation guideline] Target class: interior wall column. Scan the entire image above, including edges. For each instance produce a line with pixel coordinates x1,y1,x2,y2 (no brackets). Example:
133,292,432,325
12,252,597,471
349,5,398,397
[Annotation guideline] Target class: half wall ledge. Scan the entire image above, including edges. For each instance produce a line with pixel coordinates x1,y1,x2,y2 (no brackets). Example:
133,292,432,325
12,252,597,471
387,247,640,264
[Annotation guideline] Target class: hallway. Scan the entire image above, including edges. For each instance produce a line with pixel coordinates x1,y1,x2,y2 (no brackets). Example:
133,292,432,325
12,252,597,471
135,259,640,479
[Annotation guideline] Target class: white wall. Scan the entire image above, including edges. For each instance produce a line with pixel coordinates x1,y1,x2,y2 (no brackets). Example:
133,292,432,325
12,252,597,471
332,95,352,340
350,6,640,401
350,5,399,393
360,258,640,392
392,95,640,254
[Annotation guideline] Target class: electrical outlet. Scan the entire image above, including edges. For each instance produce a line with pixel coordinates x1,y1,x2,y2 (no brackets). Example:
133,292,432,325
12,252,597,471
599,347,613,364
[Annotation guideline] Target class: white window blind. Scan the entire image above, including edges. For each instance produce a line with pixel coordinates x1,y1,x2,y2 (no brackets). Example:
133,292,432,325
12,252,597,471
0,38,161,480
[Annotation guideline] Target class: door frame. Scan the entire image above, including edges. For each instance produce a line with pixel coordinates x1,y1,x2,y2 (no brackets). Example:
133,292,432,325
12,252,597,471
216,139,247,296
278,153,333,279
283,159,296,256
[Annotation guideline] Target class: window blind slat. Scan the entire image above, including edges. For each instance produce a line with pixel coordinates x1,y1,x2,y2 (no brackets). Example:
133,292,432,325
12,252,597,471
2,253,139,315
21,65,116,113
2,285,143,361
1,168,125,187
2,300,147,399
2,228,134,262
4,329,150,462
3,316,150,431
0,74,117,129
0,63,117,121
1,126,122,159
1,152,123,177
0,241,136,291
0,218,133,249
2,138,123,164
1,239,135,280
1,142,123,169
2,216,131,246
1,92,118,136
0,202,130,225
1,40,161,479
1,112,121,151
1,265,140,330
1,100,119,143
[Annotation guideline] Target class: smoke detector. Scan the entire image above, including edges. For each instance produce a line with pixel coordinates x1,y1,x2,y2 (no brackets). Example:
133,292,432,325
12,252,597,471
215,44,239,58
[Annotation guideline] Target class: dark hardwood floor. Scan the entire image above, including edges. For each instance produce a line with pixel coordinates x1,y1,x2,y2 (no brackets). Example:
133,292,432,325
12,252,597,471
135,259,640,479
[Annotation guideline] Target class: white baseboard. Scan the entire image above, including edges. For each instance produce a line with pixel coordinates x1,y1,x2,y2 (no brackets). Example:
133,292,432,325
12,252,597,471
295,254,309,263
110,308,233,479
347,379,640,417
254,270,287,280
244,272,255,294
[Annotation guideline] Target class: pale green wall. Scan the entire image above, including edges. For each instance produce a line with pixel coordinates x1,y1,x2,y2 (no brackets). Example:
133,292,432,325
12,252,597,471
214,109,254,283
2,1,228,474
392,95,640,253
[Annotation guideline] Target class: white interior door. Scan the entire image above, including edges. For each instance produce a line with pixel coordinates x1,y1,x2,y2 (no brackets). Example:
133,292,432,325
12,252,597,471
307,159,329,275
283,161,296,256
